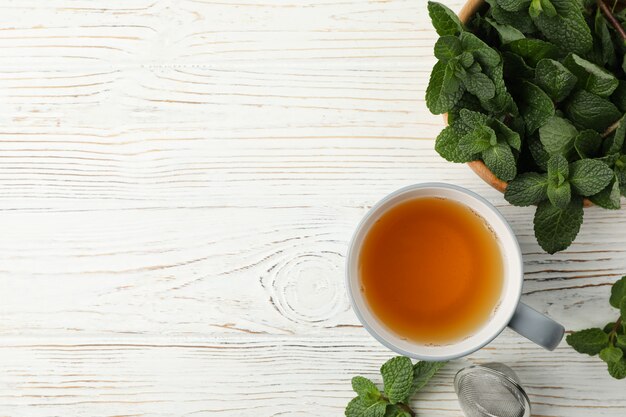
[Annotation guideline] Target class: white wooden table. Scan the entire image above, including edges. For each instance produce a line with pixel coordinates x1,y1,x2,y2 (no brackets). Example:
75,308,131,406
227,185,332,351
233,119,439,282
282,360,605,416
0,1,625,415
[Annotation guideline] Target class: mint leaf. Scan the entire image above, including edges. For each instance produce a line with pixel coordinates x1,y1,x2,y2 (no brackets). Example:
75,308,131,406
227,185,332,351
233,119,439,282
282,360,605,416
435,126,476,163
507,38,558,67
517,81,555,134
463,72,496,100
608,359,626,380
535,59,577,102
480,61,517,115
566,328,610,355
621,298,626,326
603,114,626,156
459,108,490,129
547,154,571,208
381,357,414,405
612,80,626,113
492,119,522,151
426,61,464,114
600,346,624,363
574,129,602,159
534,197,583,253
352,377,381,404
487,0,537,33
564,90,621,132
498,0,531,11
460,125,498,154
460,32,501,68
589,176,621,210
563,54,619,98
594,7,617,67
617,335,626,349
503,52,535,79
531,0,592,55
434,36,462,61
428,2,463,36
482,142,517,181
539,115,578,155
529,134,550,171
410,361,447,397
529,0,557,18
485,17,525,44
613,277,626,309
505,172,549,206
569,159,614,196
346,397,388,417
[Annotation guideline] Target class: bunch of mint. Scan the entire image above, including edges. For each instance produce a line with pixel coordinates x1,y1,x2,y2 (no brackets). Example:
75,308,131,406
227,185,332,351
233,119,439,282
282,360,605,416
426,0,626,253
567,276,626,379
345,357,446,417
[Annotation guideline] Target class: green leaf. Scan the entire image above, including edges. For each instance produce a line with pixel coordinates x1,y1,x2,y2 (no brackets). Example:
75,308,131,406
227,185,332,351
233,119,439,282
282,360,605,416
574,130,602,159
492,119,522,151
531,0,593,55
480,62,517,116
482,142,517,181
459,108,490,129
435,126,476,163
539,115,578,155
505,172,549,206
534,59,577,102
486,0,537,34
569,159,614,196
600,346,624,363
458,51,475,68
603,114,626,155
617,335,626,349
460,32,502,68
534,197,583,253
498,0,531,11
611,80,626,113
610,277,626,309
564,90,621,132
529,134,550,171
506,38,558,67
381,357,414,405
608,359,626,380
547,154,571,208
529,0,557,18
428,1,463,36
485,17,525,44
594,7,617,67
434,36,463,62
426,61,464,114
566,328,610,355
345,397,388,417
503,52,535,79
460,125,498,154
462,72,496,100
517,81,555,134
410,361,447,398
621,298,626,324
352,377,381,404
589,175,621,210
563,54,619,98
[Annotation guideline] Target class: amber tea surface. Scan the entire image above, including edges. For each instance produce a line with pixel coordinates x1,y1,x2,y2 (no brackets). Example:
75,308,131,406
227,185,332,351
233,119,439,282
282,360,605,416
359,197,503,344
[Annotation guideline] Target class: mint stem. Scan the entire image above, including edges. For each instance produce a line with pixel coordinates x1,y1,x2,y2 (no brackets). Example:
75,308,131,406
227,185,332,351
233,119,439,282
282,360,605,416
598,0,626,44
612,316,623,334
398,403,416,417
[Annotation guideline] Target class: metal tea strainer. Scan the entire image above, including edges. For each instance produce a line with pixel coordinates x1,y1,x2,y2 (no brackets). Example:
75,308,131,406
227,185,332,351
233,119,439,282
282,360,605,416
454,362,531,417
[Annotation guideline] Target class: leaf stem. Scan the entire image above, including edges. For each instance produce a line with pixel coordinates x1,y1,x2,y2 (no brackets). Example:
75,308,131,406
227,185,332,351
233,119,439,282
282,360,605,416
598,0,626,43
602,118,623,138
398,403,416,417
612,316,623,335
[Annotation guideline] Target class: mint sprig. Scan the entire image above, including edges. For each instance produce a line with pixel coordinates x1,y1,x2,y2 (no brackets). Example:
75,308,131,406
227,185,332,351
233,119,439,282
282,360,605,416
567,276,626,379
427,0,626,254
345,357,447,417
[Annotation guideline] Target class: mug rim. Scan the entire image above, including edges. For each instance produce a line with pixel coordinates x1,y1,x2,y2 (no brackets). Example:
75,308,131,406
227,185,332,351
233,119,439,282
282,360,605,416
345,182,523,361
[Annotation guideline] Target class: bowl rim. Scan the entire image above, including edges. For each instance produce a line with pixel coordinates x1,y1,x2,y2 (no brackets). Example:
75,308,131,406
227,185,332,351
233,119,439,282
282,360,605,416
451,0,593,207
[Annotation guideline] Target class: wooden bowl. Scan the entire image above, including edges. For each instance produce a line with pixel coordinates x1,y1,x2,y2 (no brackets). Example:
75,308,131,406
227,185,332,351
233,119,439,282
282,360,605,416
452,0,593,206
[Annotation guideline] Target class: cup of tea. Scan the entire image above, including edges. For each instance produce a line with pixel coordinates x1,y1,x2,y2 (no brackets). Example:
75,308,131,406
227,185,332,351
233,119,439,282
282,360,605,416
346,183,564,361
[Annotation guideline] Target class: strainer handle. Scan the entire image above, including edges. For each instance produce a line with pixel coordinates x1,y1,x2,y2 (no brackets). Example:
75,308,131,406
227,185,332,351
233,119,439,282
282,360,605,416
508,302,565,351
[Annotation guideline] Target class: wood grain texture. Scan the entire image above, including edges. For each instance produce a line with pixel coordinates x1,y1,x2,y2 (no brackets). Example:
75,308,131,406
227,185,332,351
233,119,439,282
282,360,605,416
0,0,625,415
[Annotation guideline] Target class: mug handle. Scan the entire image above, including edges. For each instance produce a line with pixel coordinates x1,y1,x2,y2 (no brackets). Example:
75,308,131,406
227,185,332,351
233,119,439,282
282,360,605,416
507,302,565,351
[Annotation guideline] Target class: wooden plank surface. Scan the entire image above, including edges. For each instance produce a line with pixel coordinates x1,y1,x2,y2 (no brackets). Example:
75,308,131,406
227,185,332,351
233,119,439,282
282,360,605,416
0,0,625,415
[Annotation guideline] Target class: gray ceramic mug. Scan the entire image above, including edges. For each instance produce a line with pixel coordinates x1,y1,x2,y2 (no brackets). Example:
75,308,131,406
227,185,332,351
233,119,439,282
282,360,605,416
346,183,565,361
